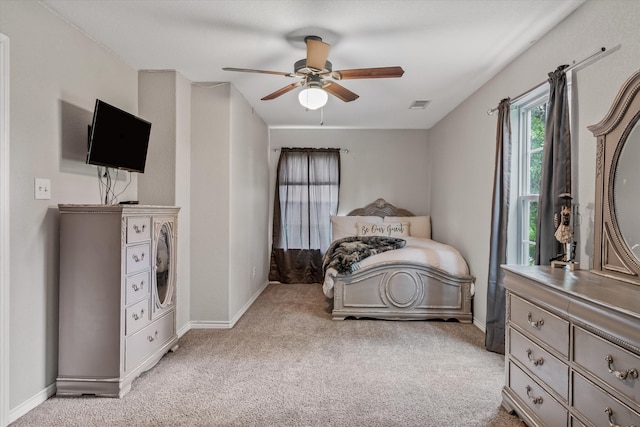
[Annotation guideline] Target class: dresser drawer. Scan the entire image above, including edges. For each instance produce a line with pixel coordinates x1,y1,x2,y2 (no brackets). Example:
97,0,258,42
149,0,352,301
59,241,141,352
508,361,568,426
126,216,150,243
509,327,569,400
125,298,150,336
572,372,640,427
570,417,587,427
125,271,150,305
510,294,569,357
125,312,174,372
125,243,150,274
573,326,640,404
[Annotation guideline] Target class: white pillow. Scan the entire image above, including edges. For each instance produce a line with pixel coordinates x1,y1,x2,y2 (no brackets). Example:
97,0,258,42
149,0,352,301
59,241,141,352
356,222,410,238
384,216,431,239
330,216,383,241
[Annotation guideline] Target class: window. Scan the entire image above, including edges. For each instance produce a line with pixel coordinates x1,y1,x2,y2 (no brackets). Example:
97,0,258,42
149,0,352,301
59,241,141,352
269,148,340,283
511,88,548,265
274,149,340,253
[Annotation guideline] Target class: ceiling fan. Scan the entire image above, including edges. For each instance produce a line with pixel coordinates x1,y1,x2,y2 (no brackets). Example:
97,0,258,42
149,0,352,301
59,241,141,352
222,36,405,110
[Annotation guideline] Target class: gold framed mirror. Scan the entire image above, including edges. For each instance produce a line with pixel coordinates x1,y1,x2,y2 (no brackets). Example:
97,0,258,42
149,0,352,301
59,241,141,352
588,68,640,284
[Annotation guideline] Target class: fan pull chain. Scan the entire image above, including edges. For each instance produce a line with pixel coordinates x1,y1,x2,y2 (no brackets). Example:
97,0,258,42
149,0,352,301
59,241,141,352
320,107,324,126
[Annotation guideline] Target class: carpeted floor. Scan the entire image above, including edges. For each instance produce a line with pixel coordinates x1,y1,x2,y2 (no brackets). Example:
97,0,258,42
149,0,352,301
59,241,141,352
12,283,524,426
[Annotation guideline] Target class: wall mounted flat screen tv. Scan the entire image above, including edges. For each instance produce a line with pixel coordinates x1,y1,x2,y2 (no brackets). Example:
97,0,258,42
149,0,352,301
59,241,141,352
86,99,152,173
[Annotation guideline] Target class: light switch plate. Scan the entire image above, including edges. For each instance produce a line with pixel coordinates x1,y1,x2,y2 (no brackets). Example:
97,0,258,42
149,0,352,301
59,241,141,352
35,178,51,200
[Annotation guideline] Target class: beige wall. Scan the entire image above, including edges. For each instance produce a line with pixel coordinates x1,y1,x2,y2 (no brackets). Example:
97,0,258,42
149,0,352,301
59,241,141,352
429,0,640,330
138,70,192,333
174,73,192,332
190,83,232,323
269,129,431,217
229,85,270,319
138,71,177,206
0,0,138,412
190,83,270,325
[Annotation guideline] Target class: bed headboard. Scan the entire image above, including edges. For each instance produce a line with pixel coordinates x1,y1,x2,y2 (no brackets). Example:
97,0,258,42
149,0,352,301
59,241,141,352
346,198,415,217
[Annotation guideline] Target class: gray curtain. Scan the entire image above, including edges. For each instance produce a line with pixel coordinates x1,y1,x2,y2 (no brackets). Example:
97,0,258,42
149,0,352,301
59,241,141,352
269,148,340,283
535,65,571,265
485,98,512,354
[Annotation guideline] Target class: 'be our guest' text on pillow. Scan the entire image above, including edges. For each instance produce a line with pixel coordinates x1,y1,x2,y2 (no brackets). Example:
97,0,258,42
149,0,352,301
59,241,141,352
330,216,383,241
357,222,409,237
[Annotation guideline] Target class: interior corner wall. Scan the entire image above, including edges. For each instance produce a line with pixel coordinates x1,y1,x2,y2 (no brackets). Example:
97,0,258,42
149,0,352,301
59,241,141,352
138,70,191,333
138,71,177,206
228,85,269,320
0,0,138,416
174,73,192,332
268,129,431,218
428,0,640,331
190,83,231,323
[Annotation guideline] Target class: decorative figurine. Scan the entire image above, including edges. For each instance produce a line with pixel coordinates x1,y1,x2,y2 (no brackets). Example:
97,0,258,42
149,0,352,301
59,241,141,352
554,204,573,253
551,193,579,270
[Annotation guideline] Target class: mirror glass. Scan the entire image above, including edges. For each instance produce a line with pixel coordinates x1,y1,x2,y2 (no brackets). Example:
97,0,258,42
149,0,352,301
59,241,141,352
614,120,640,262
155,223,171,305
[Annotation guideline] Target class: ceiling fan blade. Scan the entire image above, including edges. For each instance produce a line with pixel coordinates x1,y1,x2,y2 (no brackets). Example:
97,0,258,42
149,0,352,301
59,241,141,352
323,82,359,102
261,81,304,100
306,37,331,71
331,66,405,80
222,67,295,77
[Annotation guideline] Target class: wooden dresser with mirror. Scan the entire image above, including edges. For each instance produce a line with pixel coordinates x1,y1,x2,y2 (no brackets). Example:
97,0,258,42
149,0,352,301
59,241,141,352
502,69,640,426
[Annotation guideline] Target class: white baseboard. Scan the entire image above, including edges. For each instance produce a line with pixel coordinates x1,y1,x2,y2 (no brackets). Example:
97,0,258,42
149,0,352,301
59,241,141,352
473,318,486,332
176,322,191,337
8,383,55,424
188,280,269,330
189,320,234,329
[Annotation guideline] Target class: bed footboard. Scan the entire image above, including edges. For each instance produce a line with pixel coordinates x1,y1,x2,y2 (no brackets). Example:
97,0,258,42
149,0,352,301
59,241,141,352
331,262,474,322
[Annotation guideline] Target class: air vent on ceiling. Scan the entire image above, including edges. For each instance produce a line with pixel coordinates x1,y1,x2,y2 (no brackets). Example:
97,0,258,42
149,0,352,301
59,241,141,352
409,100,430,109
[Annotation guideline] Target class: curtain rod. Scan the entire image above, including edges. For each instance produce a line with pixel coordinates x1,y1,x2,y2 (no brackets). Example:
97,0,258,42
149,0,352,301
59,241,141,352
487,46,613,115
273,148,349,153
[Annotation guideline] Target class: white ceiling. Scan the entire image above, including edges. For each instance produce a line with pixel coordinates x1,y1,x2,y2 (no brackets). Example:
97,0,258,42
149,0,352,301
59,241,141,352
41,0,584,129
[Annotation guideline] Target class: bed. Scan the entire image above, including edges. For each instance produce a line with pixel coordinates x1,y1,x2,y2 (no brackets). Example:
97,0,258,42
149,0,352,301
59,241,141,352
323,198,475,322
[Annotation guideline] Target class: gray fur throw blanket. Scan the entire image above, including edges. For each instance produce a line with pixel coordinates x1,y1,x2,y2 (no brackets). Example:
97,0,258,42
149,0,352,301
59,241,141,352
322,236,406,275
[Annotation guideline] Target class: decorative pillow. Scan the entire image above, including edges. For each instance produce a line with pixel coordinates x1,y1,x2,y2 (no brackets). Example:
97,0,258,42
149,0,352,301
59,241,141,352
330,216,383,241
384,216,431,239
357,222,410,238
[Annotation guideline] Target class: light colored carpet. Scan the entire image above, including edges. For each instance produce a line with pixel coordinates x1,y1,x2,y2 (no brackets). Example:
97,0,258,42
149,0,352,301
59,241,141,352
12,283,524,426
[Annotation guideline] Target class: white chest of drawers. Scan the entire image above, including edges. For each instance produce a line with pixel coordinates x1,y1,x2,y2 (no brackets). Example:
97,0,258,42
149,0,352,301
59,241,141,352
57,204,180,397
502,265,640,427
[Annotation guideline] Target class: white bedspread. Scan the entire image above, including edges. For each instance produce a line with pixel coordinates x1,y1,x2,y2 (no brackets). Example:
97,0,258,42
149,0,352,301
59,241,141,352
322,237,472,298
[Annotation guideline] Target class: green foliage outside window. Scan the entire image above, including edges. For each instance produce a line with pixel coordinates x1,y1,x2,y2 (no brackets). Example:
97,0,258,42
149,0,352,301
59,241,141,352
529,104,546,194
530,105,546,149
525,103,546,265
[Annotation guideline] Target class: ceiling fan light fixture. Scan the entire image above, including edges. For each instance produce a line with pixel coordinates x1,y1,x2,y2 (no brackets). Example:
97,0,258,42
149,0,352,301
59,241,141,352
298,86,328,110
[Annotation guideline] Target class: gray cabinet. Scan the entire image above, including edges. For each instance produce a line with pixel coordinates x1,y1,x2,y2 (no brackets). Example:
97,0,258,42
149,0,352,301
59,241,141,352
502,265,640,426
56,204,180,397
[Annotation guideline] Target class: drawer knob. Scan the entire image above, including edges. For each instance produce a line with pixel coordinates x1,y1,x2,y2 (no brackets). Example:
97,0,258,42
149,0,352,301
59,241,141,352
147,331,159,342
527,312,544,328
525,385,543,405
133,224,146,233
526,349,544,366
605,355,639,381
132,253,145,263
604,407,636,427
132,281,145,292
132,309,144,321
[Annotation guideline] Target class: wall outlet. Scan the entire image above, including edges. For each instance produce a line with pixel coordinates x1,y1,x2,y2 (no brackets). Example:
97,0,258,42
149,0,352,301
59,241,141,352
35,178,51,200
